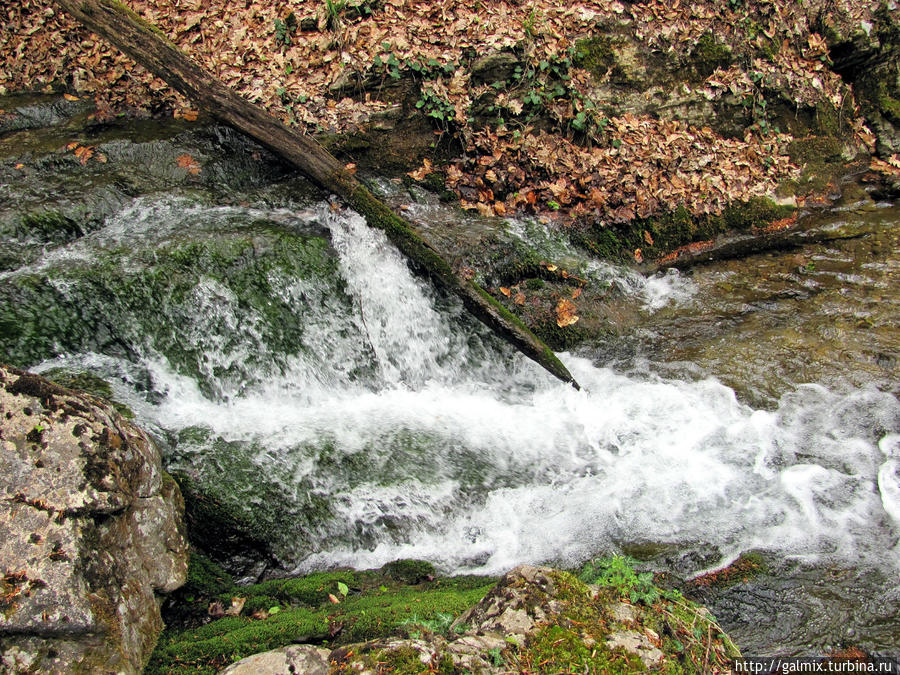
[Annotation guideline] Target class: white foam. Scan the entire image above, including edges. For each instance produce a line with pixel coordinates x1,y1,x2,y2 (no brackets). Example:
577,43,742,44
30,197,900,577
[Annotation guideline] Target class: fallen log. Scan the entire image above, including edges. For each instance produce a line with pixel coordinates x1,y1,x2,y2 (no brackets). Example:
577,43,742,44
52,0,580,389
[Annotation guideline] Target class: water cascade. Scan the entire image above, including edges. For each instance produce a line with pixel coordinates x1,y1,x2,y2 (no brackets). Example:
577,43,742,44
11,195,897,580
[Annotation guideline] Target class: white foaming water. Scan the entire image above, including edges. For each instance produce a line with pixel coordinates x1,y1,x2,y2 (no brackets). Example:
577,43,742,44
33,200,900,576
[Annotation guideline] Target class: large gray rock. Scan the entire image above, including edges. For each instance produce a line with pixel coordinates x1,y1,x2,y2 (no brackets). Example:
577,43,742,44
0,366,188,674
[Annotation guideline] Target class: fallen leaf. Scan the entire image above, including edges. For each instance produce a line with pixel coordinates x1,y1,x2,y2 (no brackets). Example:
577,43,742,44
176,153,202,175
14,163,25,170
556,297,579,327
634,248,643,263
74,145,94,164
328,593,341,604
182,109,199,121
66,141,79,151
643,230,654,245
407,157,433,181
514,292,525,305
499,286,511,297
224,597,246,617
344,162,357,174
208,601,225,619
63,93,79,101
571,286,582,299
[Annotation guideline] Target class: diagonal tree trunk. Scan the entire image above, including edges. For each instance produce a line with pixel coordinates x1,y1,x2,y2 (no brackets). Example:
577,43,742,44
52,0,580,389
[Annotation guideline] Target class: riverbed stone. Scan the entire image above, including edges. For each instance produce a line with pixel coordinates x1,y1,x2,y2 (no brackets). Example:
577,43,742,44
217,644,331,675
0,366,189,674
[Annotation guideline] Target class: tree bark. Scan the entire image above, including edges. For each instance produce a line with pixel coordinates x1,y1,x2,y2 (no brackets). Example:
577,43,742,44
52,0,580,389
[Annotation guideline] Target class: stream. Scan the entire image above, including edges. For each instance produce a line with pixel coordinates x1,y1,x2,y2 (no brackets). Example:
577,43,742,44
1,96,899,657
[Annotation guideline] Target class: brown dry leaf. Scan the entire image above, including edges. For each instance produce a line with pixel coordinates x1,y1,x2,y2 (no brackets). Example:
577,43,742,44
328,593,341,604
556,298,579,327
634,248,644,263
499,286,511,297
74,145,94,164
643,230,654,245
544,263,558,272
571,286,582,299
513,292,525,306
14,163,25,170
344,162,358,174
407,157,433,181
182,109,199,122
224,597,246,617
176,153,202,175
492,201,506,216
66,141,79,151
63,93,79,101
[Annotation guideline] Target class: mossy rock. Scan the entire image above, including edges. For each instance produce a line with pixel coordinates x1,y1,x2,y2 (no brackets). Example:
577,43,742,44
146,561,496,675
40,368,135,418
571,198,795,265
687,32,734,79
574,36,617,79
381,559,436,585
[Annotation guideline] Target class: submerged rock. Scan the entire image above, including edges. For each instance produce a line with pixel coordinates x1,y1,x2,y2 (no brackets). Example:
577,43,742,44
0,366,188,674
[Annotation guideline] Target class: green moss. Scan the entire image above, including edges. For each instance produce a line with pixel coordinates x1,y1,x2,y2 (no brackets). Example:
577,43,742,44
40,368,134,418
688,32,733,78
571,198,794,265
574,36,616,79
16,211,84,243
381,559,436,585
512,562,740,675
185,552,235,598
787,135,844,165
148,566,496,675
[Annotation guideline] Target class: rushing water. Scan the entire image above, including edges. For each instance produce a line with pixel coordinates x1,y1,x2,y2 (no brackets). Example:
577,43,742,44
11,195,898,582
2,104,899,653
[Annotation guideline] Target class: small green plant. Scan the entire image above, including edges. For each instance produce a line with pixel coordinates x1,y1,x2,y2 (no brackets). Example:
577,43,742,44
522,6,540,40
324,0,347,30
487,647,504,667
416,88,456,128
547,200,560,210
399,611,456,635
273,13,297,47
578,555,660,605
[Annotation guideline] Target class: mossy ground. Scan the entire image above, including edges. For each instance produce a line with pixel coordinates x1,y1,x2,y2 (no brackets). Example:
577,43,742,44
147,554,495,674
502,566,740,675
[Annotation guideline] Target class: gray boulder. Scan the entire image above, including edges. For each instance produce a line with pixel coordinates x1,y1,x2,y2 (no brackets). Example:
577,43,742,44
0,366,188,674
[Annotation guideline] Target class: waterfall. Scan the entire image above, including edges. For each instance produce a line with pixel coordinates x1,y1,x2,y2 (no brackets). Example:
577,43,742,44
25,196,900,577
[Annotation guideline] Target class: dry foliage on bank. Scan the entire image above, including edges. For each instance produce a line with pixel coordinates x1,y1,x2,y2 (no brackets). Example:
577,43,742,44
1,0,884,223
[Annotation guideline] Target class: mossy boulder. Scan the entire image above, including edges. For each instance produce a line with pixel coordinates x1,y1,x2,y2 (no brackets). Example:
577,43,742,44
0,366,188,674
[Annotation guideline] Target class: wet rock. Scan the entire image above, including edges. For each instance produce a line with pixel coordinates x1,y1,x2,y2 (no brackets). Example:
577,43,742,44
825,4,900,155
0,366,189,674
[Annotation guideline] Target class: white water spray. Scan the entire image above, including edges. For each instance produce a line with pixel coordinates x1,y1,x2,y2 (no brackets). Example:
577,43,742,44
32,198,900,576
